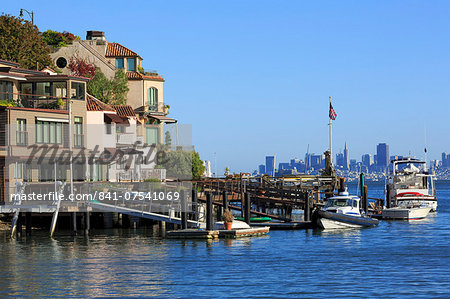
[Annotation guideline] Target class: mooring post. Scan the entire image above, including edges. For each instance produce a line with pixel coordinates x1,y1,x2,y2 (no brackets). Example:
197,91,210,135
159,221,166,237
222,190,228,212
206,192,213,231
360,173,365,198
304,191,311,222
339,177,345,192
16,212,23,237
181,190,188,230
191,188,198,221
386,184,391,208
364,185,369,215
84,212,90,236
72,212,77,236
244,192,251,225
25,212,32,236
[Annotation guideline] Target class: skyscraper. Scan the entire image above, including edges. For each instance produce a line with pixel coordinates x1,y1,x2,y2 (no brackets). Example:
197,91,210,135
376,143,389,169
343,142,349,171
362,154,373,167
258,164,266,175
265,156,276,176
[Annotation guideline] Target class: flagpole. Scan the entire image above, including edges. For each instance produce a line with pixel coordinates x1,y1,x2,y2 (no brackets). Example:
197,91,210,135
329,96,333,166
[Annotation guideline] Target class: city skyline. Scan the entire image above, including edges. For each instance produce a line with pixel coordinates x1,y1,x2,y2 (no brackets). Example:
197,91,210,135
256,141,449,175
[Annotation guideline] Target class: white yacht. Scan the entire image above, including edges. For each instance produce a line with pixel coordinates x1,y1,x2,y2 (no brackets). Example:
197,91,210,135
315,191,379,229
386,157,437,212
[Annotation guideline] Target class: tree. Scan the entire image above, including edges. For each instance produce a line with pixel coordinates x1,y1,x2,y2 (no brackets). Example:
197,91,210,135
165,131,172,148
110,69,129,105
192,152,205,180
0,14,52,69
42,30,79,47
83,67,128,105
68,57,96,78
156,150,205,180
87,69,111,103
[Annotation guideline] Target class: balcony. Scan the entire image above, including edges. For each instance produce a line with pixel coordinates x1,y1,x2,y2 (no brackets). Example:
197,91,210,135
116,132,136,145
20,96,68,110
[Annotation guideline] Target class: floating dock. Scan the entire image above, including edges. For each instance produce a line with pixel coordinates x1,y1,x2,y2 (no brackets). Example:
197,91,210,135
166,227,270,239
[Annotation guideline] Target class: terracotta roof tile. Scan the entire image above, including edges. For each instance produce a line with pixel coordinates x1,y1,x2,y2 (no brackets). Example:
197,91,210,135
126,71,165,82
106,43,142,58
86,94,115,111
112,105,136,117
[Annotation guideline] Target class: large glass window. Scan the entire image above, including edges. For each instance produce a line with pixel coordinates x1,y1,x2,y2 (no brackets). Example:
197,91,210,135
127,58,136,71
16,119,27,146
74,117,83,148
36,121,62,144
71,82,85,100
116,58,124,69
0,81,13,100
52,82,67,98
148,87,157,111
36,82,51,98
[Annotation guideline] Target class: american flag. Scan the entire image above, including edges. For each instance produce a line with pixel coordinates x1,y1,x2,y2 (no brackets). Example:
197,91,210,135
329,103,337,120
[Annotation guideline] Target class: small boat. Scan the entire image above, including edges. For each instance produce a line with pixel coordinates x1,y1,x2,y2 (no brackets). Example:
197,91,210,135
382,203,431,220
235,217,272,223
315,191,379,229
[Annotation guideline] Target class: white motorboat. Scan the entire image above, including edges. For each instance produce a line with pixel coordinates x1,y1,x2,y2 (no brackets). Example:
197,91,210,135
387,157,437,212
382,205,431,220
315,191,379,229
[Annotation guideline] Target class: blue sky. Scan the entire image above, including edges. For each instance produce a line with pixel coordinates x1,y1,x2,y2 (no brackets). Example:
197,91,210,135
4,1,450,173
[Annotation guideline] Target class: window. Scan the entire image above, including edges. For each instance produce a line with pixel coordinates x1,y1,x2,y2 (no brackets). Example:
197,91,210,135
105,123,112,135
89,162,103,181
0,81,13,100
145,127,159,145
38,163,54,182
36,82,51,97
14,162,31,181
14,163,22,179
36,121,62,144
74,117,83,148
16,119,27,146
116,58,124,69
52,82,67,98
127,58,136,71
56,57,67,68
71,82,85,100
148,87,158,111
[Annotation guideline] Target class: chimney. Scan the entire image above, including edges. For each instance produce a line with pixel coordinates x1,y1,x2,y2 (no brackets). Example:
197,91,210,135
86,31,105,41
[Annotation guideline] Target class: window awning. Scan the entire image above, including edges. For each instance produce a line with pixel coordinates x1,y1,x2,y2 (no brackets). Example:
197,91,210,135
148,114,177,123
36,117,69,123
104,113,129,124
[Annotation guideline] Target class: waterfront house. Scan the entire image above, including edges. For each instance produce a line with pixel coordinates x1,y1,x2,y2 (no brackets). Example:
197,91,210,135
49,31,176,146
0,59,88,203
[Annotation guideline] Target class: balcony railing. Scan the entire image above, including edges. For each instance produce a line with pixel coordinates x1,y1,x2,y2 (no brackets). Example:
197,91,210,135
116,133,136,144
20,96,68,110
0,91,69,110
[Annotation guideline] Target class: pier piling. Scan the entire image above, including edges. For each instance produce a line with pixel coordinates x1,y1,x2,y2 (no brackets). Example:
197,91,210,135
84,212,90,236
304,191,311,222
386,184,391,208
71,212,77,236
25,212,32,236
192,188,198,221
206,192,213,230
244,192,251,225
181,190,188,230
363,185,368,215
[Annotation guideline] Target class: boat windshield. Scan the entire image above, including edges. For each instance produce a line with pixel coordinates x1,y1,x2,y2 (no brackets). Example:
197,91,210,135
326,198,352,207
